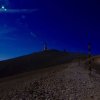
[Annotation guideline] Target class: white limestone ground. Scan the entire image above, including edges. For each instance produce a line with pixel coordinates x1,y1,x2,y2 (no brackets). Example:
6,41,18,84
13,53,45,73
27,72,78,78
0,61,100,100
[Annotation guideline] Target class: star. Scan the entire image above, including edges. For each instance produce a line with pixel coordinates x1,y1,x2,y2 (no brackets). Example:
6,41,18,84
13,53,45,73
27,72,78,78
21,15,26,19
1,6,5,9
1,5,7,11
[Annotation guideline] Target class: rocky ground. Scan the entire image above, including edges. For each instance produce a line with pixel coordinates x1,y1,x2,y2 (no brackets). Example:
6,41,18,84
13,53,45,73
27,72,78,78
0,61,100,100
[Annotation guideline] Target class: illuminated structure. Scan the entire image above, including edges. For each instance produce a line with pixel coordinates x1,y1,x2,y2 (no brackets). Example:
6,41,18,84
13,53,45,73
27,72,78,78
43,42,48,51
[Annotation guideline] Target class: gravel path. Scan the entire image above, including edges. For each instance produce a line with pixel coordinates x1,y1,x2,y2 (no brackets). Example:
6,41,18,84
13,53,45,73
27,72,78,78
0,62,100,100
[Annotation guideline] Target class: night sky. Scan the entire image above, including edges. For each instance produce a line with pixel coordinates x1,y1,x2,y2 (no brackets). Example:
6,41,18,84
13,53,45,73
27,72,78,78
0,0,100,60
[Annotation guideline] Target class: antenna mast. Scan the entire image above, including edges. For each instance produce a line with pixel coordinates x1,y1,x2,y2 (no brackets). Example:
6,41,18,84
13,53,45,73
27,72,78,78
87,32,92,75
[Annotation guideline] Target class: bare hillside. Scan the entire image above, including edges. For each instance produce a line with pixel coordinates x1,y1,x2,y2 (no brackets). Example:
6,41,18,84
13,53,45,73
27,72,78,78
0,50,86,78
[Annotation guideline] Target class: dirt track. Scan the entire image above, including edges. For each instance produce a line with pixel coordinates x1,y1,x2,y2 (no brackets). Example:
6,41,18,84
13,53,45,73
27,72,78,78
0,61,100,100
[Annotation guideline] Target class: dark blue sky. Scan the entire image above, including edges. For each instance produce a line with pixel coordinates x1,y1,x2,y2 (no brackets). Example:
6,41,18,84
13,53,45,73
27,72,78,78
0,0,100,60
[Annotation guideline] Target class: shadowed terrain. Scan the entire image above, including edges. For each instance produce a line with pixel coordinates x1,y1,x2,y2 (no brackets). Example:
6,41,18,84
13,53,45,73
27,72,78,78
0,49,86,78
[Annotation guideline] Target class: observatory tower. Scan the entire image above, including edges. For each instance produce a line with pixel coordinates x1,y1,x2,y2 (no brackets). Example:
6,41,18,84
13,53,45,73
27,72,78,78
43,42,48,51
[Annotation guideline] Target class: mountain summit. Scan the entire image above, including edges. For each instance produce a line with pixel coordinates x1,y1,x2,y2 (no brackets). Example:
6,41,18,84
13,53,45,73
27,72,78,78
0,49,80,78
